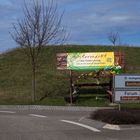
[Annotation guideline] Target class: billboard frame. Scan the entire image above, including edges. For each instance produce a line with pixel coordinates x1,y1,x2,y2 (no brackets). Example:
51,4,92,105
56,51,125,104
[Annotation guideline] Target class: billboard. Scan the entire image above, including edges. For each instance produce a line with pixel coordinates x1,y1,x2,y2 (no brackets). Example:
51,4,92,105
57,52,115,70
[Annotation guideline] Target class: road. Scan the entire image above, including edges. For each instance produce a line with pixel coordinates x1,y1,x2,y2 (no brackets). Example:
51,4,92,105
0,108,140,140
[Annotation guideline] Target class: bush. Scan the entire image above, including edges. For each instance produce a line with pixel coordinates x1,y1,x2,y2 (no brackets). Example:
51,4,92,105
91,109,140,124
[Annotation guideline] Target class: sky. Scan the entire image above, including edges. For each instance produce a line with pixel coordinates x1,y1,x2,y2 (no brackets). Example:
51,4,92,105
0,0,140,52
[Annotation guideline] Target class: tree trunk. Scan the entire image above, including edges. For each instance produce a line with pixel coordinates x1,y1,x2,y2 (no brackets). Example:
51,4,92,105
32,66,36,102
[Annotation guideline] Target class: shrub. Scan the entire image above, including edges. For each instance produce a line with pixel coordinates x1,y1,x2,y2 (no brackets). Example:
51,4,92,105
91,109,140,124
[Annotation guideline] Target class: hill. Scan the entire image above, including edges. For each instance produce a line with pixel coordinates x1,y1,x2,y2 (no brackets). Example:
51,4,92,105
0,45,140,104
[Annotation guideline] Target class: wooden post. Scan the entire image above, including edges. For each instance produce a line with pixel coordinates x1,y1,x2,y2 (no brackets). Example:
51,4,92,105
109,77,113,103
118,103,121,111
69,70,73,105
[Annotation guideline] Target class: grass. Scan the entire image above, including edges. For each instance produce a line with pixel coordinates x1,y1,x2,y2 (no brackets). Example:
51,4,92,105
34,95,110,107
75,97,110,107
0,45,140,105
74,88,110,107
0,96,110,107
120,103,140,109
34,97,66,106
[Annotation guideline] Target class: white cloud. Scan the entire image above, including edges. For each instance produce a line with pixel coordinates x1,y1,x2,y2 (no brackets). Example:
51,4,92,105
61,0,140,44
110,16,130,22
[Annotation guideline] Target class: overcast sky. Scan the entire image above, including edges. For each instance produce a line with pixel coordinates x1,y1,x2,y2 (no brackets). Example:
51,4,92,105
0,0,140,52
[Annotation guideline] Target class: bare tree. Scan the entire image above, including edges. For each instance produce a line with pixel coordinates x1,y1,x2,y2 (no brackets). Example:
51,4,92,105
108,31,120,46
11,0,66,102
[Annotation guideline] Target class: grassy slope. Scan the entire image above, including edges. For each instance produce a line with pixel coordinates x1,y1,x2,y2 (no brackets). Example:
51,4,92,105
0,45,140,104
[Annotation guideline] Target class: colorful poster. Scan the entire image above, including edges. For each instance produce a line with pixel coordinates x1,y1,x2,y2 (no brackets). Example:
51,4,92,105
57,52,115,70
56,53,67,70
67,52,114,70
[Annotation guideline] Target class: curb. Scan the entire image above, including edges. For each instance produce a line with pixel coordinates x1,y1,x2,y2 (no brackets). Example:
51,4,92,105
103,123,140,131
80,117,140,131
103,124,120,130
0,105,113,111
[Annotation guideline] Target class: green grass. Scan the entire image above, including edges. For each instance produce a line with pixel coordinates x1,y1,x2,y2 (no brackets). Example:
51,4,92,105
0,95,110,107
0,45,140,105
119,103,140,109
75,98,110,107
34,97,66,106
33,96,110,107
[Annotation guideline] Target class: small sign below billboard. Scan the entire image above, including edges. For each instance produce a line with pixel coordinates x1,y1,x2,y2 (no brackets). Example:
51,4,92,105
115,90,140,102
114,75,140,89
114,75,140,103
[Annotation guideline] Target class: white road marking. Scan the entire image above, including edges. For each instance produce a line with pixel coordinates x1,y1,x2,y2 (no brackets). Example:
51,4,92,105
79,116,86,121
0,111,16,114
61,120,101,132
103,124,120,130
29,114,47,118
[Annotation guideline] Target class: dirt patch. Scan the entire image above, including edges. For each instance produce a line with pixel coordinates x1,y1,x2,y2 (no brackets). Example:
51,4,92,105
91,109,140,125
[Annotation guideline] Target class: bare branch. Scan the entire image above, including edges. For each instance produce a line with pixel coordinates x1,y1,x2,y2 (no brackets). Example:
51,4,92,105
108,31,120,46
10,0,67,101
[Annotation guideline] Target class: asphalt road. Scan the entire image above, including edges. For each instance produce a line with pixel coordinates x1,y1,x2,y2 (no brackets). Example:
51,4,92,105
0,108,140,140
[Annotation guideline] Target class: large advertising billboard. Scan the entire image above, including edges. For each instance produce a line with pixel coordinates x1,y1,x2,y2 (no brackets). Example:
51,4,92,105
57,52,115,70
